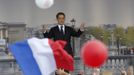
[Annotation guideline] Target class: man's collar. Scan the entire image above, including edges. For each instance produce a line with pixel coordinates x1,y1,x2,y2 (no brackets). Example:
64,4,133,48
58,25,65,27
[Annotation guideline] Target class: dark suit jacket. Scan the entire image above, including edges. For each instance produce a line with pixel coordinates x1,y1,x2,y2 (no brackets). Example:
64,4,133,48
43,25,83,57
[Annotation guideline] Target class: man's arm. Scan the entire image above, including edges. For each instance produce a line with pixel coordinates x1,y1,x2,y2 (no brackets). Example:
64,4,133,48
70,28,83,37
43,28,54,38
71,23,85,37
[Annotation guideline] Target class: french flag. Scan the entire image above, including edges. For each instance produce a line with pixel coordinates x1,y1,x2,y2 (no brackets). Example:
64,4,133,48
9,37,74,75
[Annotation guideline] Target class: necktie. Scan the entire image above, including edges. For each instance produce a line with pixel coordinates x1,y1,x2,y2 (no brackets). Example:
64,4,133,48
61,25,64,35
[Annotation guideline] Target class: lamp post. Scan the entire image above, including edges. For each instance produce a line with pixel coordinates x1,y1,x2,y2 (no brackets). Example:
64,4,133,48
100,34,104,42
111,31,114,47
70,18,76,56
108,37,111,48
70,18,76,28
116,35,122,55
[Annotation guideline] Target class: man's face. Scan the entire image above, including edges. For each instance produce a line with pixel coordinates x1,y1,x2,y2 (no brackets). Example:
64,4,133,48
57,15,65,25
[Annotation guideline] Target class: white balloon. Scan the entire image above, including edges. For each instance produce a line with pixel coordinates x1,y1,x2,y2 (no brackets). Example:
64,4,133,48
35,0,54,9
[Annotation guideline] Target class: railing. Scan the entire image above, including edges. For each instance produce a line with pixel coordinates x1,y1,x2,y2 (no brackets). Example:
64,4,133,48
74,55,134,75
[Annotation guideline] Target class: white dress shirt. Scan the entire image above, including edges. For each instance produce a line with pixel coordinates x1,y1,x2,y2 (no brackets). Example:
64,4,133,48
58,25,65,34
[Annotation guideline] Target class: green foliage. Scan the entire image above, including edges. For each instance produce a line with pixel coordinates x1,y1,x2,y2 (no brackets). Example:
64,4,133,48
86,26,110,44
85,26,134,47
113,26,126,46
125,26,134,47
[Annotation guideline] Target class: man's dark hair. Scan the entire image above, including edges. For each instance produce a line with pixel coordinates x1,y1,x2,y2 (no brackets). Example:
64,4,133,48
56,12,65,19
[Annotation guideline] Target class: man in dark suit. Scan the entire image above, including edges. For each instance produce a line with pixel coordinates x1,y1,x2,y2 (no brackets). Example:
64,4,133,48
43,12,84,57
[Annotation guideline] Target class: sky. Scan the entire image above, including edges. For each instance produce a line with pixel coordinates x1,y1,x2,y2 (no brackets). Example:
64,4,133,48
0,0,134,27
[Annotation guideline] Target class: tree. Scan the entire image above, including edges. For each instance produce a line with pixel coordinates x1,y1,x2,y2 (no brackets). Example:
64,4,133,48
86,26,110,45
113,26,126,46
125,26,134,47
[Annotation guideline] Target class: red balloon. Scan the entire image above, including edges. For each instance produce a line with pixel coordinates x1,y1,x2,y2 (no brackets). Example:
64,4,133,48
81,39,108,68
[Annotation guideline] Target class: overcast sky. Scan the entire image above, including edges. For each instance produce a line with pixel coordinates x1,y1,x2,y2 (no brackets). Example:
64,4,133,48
0,0,134,27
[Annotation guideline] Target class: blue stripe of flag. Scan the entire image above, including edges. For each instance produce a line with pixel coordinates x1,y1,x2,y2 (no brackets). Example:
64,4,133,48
9,40,42,75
